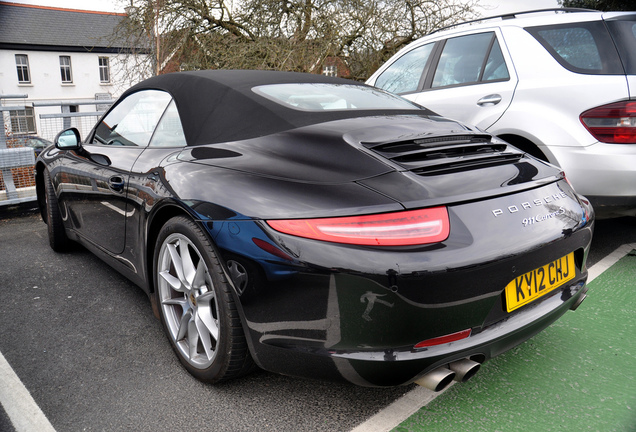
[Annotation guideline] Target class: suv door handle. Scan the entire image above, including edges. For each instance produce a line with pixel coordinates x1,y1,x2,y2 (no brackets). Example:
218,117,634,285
477,94,502,106
109,176,125,192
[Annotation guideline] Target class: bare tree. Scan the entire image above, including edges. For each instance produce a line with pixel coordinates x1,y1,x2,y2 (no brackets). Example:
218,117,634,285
558,0,635,10
115,0,478,81
332,0,480,78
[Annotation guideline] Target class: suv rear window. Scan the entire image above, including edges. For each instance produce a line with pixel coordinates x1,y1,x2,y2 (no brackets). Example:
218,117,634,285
606,17,636,75
526,21,624,75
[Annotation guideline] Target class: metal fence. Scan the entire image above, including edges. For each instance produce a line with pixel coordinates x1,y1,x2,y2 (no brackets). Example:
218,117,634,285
0,97,113,207
35,99,113,142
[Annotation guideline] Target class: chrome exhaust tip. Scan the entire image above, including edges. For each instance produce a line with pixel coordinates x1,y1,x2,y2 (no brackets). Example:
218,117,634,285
414,367,455,392
449,358,481,382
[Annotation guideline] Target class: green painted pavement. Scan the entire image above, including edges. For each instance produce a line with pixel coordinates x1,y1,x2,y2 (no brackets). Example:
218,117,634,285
396,250,636,432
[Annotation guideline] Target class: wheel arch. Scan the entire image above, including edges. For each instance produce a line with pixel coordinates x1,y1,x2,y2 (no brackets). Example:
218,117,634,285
497,133,554,164
144,201,260,371
151,213,257,380
145,202,193,295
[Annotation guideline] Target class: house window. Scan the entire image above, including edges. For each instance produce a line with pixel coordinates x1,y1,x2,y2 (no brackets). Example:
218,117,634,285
15,54,30,83
9,107,36,133
323,65,337,77
60,55,73,83
99,57,110,83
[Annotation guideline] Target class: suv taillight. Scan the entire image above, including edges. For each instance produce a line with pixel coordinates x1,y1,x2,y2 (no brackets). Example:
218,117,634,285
580,101,636,144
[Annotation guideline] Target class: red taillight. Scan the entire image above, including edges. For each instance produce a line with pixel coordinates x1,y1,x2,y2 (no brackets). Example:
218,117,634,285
414,329,472,349
580,101,636,144
266,207,450,246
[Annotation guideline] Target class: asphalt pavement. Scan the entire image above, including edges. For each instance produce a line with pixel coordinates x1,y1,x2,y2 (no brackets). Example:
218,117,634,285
0,206,634,432
0,208,409,432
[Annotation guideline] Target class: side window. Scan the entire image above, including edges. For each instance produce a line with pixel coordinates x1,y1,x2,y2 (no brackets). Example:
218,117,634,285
432,32,508,88
149,100,187,147
99,57,110,83
60,56,73,83
9,107,36,133
537,27,602,70
482,38,510,81
374,43,435,94
526,22,624,75
15,54,30,84
92,90,172,147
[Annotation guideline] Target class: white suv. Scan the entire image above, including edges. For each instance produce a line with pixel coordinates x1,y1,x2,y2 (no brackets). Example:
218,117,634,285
367,9,636,218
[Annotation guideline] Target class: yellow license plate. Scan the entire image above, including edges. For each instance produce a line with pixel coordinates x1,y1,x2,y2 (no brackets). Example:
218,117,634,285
505,252,576,312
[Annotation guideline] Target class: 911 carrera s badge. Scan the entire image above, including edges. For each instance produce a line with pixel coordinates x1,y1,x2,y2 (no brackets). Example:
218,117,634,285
522,207,566,227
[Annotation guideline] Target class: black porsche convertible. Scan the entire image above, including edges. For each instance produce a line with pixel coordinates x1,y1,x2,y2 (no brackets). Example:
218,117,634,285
35,70,593,389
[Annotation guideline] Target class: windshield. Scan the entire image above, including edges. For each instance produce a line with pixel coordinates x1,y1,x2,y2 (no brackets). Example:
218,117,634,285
253,83,421,111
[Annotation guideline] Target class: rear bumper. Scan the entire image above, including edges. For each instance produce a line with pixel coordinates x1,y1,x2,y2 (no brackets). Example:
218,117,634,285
241,267,590,387
549,142,636,216
333,276,588,386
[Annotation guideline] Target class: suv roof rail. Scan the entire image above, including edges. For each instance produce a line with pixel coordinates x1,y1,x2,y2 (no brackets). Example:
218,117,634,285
429,8,598,35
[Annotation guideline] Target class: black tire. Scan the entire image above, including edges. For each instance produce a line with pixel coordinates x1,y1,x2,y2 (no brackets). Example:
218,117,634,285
153,216,254,383
43,168,70,252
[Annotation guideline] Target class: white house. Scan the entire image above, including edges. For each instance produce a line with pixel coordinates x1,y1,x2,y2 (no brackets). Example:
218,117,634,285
0,1,149,140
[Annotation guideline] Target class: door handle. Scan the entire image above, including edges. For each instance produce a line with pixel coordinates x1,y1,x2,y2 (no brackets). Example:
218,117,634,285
109,176,125,192
477,94,502,106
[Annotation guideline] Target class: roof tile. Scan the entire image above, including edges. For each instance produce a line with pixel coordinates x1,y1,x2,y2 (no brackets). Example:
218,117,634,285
0,2,129,50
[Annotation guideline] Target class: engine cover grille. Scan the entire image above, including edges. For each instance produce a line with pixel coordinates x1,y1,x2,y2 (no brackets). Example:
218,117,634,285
362,134,524,176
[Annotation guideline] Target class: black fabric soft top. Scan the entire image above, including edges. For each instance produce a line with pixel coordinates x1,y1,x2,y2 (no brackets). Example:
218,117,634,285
120,70,432,146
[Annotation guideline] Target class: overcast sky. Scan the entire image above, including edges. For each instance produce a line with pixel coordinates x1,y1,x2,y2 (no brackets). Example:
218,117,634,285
4,0,561,15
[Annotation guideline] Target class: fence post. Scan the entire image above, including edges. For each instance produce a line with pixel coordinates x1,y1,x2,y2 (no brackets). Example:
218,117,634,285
61,104,72,129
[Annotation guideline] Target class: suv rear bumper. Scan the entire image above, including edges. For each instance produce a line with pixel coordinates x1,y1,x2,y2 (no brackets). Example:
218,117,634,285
549,142,636,217
584,196,636,218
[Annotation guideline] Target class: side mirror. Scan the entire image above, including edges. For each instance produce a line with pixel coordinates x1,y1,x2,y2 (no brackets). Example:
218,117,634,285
55,128,82,150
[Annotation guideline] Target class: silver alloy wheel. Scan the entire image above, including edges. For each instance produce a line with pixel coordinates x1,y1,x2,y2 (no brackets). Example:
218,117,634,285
157,233,220,369
226,260,248,295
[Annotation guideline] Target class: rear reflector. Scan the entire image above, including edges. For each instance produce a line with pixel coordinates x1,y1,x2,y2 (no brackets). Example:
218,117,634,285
580,101,636,144
414,329,472,349
252,237,294,261
266,207,450,246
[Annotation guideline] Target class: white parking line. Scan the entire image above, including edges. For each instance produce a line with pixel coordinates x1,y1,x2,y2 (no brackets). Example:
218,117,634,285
350,243,636,432
350,384,453,432
587,243,636,283
0,351,55,432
